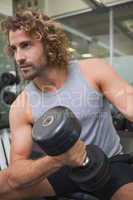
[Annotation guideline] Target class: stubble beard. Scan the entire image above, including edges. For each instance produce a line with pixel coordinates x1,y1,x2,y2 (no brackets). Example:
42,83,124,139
20,63,47,81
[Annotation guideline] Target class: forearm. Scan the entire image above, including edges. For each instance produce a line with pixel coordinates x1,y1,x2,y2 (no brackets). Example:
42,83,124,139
124,113,133,122
117,86,133,122
8,155,62,189
1,178,55,200
123,88,133,122
0,169,11,196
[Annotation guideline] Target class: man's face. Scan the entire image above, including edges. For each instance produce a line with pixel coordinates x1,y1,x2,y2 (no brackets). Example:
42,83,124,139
9,30,47,80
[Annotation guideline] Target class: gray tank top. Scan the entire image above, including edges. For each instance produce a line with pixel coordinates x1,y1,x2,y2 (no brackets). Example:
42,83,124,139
25,60,123,157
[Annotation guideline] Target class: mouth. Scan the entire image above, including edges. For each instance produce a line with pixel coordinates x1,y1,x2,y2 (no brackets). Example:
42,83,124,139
20,65,32,71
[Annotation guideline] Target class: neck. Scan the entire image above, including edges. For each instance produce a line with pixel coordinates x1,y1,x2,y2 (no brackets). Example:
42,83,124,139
33,67,68,92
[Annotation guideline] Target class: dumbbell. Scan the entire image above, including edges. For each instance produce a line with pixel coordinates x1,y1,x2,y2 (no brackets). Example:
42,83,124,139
32,106,111,192
2,90,16,105
0,72,20,91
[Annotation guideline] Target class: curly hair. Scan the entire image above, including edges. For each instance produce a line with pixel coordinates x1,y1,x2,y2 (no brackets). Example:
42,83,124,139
1,9,70,70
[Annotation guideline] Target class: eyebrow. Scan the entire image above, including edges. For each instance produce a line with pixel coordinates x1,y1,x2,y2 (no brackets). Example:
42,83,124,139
9,40,32,49
9,45,16,50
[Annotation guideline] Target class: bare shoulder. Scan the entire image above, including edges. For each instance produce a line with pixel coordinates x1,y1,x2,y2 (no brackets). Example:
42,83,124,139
78,58,117,91
78,58,108,92
79,58,112,75
9,90,33,129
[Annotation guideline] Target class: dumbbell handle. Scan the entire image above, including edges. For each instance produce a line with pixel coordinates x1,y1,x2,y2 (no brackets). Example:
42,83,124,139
69,145,111,192
82,156,90,166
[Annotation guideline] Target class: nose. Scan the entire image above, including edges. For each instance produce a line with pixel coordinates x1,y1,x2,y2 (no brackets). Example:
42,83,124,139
15,48,26,65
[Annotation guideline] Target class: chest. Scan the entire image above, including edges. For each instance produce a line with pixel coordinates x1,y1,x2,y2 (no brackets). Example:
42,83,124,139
32,81,104,123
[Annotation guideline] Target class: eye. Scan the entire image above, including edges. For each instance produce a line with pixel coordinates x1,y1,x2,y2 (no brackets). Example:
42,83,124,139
20,41,32,49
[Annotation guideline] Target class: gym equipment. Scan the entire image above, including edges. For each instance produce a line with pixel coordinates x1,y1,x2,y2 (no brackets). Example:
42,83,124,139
0,112,9,129
2,90,16,105
60,192,98,200
32,106,111,192
111,106,126,131
0,129,10,170
69,145,110,192
125,119,133,132
110,153,133,164
0,72,20,91
0,72,20,129
112,113,126,131
32,106,81,156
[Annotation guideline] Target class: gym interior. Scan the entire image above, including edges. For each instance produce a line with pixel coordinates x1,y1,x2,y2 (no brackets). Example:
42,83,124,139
0,0,133,200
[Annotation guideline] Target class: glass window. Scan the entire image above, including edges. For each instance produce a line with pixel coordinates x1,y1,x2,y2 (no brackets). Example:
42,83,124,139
113,2,133,84
58,8,110,59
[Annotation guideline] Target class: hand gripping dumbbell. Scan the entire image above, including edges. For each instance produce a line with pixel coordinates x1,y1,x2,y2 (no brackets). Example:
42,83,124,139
32,106,111,192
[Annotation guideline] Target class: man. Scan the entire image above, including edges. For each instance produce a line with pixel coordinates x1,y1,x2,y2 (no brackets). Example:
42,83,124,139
1,8,133,200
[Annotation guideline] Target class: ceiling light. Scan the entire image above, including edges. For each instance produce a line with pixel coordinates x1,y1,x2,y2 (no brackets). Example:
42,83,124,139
68,47,76,52
94,0,103,4
122,19,133,33
81,53,93,58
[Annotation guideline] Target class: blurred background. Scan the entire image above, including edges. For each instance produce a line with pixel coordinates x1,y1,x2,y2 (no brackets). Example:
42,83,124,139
0,0,133,169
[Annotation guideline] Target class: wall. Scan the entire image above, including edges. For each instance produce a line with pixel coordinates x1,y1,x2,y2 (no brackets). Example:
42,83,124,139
113,56,133,84
46,0,89,17
106,56,133,84
0,0,13,16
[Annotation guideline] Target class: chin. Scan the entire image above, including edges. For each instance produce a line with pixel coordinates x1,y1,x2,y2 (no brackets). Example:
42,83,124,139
22,74,37,81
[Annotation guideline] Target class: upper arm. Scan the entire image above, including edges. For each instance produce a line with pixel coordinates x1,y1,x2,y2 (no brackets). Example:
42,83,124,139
92,59,133,118
80,58,133,119
9,91,33,163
